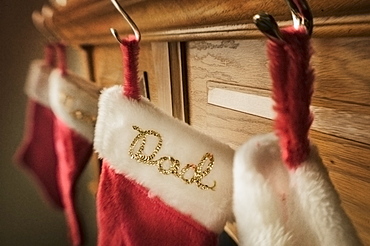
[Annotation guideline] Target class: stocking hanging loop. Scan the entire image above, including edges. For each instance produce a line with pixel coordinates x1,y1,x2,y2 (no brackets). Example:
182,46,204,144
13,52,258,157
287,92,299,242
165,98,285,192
254,0,315,169
110,0,141,42
253,0,313,42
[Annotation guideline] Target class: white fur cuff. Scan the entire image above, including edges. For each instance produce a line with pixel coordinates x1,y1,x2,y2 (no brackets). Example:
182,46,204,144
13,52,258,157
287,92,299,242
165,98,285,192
24,60,53,107
233,133,361,246
48,69,101,142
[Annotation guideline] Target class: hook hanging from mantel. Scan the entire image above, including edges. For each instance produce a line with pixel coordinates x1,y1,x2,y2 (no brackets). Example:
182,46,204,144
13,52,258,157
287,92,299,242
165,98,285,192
253,0,313,42
109,0,141,100
286,0,313,35
110,0,141,43
253,0,315,168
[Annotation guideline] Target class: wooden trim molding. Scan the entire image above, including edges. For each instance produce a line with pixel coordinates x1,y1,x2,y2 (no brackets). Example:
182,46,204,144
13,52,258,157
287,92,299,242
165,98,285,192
44,0,370,44
207,82,370,146
168,42,190,123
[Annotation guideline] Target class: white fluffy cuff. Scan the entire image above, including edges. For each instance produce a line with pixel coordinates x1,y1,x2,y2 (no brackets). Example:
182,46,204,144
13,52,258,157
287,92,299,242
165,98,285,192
94,85,235,234
48,69,101,142
24,60,53,107
233,133,361,246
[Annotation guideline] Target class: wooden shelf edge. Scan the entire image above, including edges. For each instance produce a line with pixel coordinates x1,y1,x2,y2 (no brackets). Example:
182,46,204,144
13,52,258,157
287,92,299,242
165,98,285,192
44,0,370,44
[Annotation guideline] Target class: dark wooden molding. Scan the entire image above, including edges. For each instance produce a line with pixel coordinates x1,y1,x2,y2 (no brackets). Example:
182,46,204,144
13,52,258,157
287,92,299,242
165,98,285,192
168,42,190,123
44,0,370,44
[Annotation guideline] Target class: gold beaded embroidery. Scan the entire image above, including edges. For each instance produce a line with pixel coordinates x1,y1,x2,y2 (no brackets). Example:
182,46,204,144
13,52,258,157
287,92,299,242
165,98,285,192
129,126,216,191
73,110,97,125
59,92,97,125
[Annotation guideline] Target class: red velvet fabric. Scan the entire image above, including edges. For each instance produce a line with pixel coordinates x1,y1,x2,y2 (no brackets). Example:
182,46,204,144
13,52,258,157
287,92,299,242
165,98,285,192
97,162,218,246
44,44,56,67
96,35,218,245
120,35,141,100
268,27,314,169
55,43,67,76
53,117,93,246
14,99,63,208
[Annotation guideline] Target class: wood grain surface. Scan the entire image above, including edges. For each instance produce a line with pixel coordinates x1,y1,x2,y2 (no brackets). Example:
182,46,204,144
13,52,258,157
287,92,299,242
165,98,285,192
44,0,370,44
207,83,370,145
187,39,370,245
91,42,160,106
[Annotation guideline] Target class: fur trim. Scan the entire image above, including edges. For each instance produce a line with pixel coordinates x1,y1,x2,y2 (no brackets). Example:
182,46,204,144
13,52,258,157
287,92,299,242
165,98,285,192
94,85,234,234
24,60,53,107
48,69,100,142
233,133,361,246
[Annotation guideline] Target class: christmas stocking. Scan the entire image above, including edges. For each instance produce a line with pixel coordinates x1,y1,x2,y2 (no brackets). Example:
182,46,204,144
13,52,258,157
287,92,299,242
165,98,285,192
233,133,361,246
48,43,101,246
14,44,63,208
233,26,361,245
94,36,234,246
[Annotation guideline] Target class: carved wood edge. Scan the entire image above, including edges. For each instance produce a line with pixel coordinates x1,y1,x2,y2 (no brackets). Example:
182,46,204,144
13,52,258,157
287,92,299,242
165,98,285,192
44,0,370,44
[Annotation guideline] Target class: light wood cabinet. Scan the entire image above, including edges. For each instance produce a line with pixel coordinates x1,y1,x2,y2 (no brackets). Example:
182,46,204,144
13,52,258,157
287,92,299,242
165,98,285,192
45,0,370,244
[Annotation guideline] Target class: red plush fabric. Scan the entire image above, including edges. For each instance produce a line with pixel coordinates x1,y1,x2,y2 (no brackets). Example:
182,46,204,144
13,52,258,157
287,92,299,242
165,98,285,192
96,35,219,245
268,26,314,169
97,162,218,246
44,44,56,68
55,43,67,76
54,117,93,246
14,99,63,208
120,35,141,101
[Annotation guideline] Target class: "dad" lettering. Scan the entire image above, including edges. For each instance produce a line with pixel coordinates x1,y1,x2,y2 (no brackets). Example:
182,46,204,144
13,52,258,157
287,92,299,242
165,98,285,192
128,125,216,191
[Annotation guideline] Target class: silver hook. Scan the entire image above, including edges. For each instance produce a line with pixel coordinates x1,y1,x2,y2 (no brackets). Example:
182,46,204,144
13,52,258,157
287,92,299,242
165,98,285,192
253,0,313,42
110,0,141,43
286,0,313,36
253,13,284,42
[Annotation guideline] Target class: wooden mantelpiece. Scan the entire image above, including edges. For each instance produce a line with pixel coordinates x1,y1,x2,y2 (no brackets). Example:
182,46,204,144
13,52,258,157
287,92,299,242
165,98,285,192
45,0,370,44
43,0,370,245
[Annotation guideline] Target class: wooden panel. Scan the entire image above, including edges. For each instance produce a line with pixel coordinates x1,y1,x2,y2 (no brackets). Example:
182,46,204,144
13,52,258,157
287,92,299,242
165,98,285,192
65,45,91,78
151,42,172,113
187,39,370,245
207,83,370,145
187,38,370,106
43,0,370,44
91,44,122,87
168,42,190,122
313,37,370,106
91,42,160,105
128,41,188,118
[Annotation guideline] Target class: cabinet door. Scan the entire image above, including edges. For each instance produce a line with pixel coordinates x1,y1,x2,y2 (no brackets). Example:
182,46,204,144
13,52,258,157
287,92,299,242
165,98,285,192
187,38,370,245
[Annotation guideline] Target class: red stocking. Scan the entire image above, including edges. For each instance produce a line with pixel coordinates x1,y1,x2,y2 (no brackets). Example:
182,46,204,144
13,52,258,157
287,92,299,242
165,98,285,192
233,27,361,245
94,36,234,245
49,43,100,246
14,45,63,208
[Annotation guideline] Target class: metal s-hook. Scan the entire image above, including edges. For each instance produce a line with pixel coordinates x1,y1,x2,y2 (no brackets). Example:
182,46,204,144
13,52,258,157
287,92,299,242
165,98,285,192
286,0,313,36
110,0,141,43
253,13,284,42
253,0,313,42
